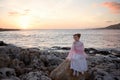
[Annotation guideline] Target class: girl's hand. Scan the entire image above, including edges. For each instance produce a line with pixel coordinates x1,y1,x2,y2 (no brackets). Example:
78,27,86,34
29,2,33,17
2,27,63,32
83,52,88,58
85,54,89,59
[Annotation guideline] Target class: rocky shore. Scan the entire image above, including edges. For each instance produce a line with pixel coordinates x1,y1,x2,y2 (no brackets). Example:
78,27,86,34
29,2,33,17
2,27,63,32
0,41,120,80
0,28,20,31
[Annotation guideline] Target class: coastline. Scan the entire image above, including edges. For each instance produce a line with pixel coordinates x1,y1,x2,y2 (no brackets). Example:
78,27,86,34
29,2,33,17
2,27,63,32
0,41,120,80
0,28,20,31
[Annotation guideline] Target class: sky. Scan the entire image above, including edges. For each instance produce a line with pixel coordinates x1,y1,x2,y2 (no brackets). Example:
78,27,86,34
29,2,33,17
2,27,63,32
0,0,120,29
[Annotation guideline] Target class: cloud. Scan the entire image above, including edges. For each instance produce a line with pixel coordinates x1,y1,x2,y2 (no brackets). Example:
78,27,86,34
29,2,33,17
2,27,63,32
8,9,31,16
102,2,120,14
8,11,20,16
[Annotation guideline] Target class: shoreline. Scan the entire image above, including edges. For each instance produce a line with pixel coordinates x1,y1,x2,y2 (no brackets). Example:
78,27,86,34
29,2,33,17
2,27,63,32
0,41,120,80
0,28,20,31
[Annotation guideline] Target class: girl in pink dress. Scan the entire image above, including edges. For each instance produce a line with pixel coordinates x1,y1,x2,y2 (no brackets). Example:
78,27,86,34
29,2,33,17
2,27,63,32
66,33,88,76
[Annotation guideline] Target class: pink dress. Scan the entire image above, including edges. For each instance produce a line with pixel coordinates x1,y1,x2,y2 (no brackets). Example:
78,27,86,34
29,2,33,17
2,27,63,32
66,41,88,75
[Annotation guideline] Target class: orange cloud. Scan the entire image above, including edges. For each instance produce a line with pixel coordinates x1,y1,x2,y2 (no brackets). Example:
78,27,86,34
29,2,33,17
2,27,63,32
102,2,120,14
8,9,31,16
8,11,20,16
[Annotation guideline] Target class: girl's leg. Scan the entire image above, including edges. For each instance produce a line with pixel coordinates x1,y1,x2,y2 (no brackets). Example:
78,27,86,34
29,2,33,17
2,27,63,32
73,70,80,77
81,71,85,80
76,71,79,77
81,71,84,74
73,70,76,76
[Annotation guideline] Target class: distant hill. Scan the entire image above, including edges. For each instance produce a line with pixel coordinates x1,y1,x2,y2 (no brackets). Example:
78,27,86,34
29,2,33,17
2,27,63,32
104,23,120,29
0,28,20,31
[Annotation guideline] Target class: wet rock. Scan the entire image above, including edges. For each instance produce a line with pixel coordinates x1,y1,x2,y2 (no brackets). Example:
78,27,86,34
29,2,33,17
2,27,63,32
0,41,120,80
9,59,27,76
46,54,63,66
91,69,114,80
51,46,61,50
0,54,11,68
85,48,98,54
20,71,51,80
61,47,70,50
0,44,22,59
50,60,91,80
39,55,49,67
97,50,111,55
50,52,68,60
1,76,20,80
8,47,22,59
51,46,70,50
0,46,10,55
26,48,40,54
0,41,7,46
10,59,25,69
0,68,16,79
19,49,40,66
29,56,45,70
112,49,120,57
19,49,31,65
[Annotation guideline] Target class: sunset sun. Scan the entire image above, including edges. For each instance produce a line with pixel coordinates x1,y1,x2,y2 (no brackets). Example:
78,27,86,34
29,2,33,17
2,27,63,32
19,16,30,29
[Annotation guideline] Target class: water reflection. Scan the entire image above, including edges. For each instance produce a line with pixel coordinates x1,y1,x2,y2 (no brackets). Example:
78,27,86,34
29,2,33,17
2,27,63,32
0,29,120,49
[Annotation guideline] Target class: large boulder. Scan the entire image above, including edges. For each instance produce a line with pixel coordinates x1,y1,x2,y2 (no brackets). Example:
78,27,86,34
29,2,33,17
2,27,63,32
50,60,91,80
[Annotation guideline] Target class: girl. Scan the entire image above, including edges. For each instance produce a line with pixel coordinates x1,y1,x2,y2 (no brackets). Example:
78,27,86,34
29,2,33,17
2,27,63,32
66,33,88,76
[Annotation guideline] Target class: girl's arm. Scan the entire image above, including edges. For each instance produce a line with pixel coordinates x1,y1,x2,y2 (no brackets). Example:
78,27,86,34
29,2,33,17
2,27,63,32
82,43,88,58
66,43,74,60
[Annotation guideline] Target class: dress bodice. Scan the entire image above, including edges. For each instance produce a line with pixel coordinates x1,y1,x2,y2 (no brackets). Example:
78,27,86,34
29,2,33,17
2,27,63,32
73,41,85,54
66,41,87,60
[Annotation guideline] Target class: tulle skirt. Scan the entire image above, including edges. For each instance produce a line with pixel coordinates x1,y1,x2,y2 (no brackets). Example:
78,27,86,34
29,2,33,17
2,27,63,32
70,53,88,73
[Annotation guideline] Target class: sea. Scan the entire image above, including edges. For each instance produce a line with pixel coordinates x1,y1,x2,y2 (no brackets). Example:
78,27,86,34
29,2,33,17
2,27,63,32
0,29,120,49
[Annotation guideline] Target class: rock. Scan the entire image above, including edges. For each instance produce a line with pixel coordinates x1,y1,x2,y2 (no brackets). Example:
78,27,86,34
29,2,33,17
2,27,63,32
19,48,40,66
0,68,16,78
0,54,11,68
19,49,31,65
85,48,98,54
27,48,40,52
39,55,49,67
0,41,7,46
1,76,20,80
0,44,22,59
51,46,70,50
10,59,25,68
9,59,27,76
29,56,45,69
91,68,114,80
51,46,61,50
50,60,91,80
0,41,120,80
61,47,70,50
112,50,120,57
47,54,63,66
97,50,111,55
0,46,10,55
20,71,51,80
